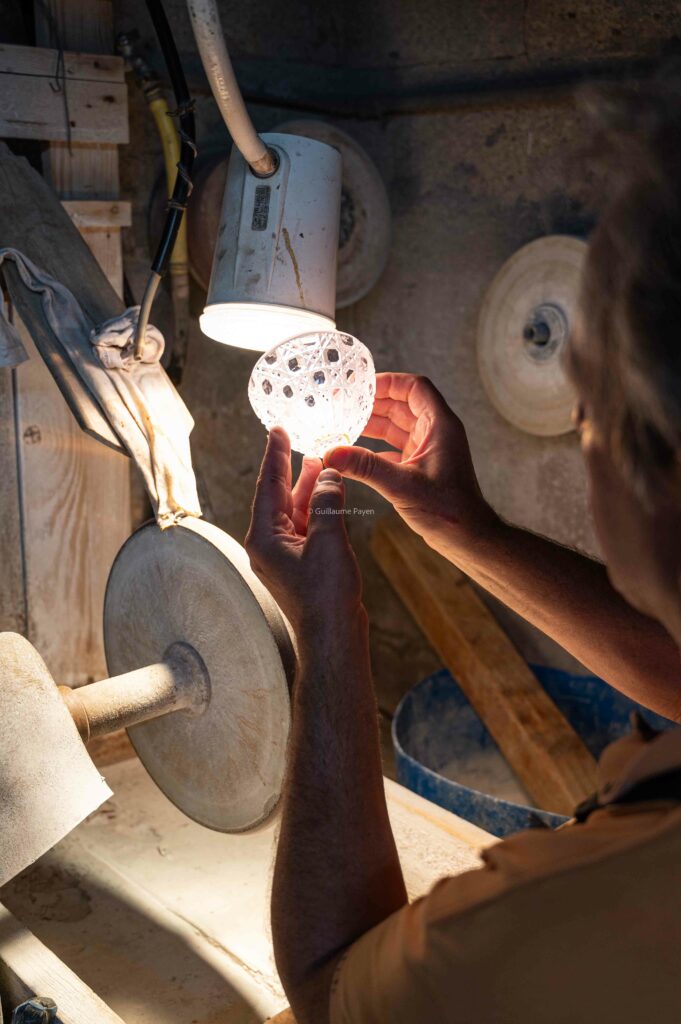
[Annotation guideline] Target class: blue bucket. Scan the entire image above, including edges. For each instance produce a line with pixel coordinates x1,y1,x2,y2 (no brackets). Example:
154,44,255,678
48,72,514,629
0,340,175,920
392,666,674,838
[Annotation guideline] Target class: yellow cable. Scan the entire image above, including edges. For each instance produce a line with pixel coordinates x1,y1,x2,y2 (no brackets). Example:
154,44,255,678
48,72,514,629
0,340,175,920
149,94,188,270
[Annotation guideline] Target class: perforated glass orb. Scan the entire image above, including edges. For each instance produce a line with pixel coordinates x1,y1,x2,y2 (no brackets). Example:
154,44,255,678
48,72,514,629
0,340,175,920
249,331,376,457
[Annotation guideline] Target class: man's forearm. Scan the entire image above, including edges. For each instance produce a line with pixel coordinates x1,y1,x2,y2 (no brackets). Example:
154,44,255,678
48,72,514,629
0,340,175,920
433,518,681,722
272,608,407,1021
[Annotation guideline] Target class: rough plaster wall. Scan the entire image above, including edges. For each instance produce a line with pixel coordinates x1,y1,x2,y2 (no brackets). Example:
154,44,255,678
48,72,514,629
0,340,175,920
114,0,681,716
335,96,598,702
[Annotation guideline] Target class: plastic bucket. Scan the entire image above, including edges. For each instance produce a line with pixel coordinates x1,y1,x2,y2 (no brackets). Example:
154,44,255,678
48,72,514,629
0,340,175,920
392,665,673,838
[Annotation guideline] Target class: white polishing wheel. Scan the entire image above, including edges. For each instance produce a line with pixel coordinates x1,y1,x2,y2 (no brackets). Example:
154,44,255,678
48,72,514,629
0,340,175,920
477,235,587,436
104,518,294,832
276,120,391,308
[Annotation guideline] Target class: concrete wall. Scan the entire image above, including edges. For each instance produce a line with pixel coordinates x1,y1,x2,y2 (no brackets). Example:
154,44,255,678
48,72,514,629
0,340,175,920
114,0,681,716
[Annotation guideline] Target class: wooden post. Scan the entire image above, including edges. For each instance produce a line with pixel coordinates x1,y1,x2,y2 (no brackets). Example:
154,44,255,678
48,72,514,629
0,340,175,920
371,515,598,815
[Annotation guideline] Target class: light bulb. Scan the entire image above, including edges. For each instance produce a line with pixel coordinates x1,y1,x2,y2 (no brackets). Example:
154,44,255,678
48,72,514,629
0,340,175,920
249,331,376,457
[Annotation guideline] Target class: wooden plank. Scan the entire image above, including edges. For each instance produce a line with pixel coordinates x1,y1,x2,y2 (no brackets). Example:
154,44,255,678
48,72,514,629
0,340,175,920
0,43,123,82
44,144,119,200
62,199,131,229
34,3,119,199
0,165,123,329
0,157,126,452
3,265,123,452
0,76,128,144
371,515,598,815
62,200,129,301
0,371,25,635
10,0,132,696
13,320,130,686
79,227,124,300
0,903,125,1023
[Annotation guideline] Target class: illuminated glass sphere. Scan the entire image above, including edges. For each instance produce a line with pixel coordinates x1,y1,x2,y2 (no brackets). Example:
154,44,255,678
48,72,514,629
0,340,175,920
249,331,376,457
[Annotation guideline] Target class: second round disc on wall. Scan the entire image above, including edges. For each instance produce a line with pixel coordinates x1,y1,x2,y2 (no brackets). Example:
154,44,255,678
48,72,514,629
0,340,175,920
477,235,587,437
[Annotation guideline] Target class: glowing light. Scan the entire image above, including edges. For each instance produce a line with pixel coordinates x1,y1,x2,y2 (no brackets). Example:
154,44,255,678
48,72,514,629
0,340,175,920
200,303,335,353
249,331,376,456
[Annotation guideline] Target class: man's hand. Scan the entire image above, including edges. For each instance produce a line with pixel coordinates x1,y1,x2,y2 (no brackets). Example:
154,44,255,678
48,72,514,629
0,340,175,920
248,427,406,1024
245,426,363,639
324,372,499,554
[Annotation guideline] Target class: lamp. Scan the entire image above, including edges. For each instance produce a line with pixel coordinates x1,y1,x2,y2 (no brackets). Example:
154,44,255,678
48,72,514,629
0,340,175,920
187,0,342,353
199,132,342,352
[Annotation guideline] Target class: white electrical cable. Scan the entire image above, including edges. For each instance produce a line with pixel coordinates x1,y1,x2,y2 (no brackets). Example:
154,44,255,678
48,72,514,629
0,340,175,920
186,0,275,174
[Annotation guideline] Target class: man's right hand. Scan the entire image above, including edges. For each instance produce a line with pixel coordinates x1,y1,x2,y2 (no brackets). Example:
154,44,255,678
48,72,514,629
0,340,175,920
324,372,500,555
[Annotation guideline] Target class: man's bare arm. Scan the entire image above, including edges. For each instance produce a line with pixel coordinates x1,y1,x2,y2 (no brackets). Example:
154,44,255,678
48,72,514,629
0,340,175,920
440,517,681,722
246,431,406,1023
325,373,681,724
271,615,406,1023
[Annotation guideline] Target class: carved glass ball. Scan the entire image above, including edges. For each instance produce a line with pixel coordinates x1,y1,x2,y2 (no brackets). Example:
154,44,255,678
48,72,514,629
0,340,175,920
249,331,376,457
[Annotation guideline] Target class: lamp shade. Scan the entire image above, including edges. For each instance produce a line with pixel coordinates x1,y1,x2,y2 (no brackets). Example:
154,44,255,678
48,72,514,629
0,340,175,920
200,133,342,352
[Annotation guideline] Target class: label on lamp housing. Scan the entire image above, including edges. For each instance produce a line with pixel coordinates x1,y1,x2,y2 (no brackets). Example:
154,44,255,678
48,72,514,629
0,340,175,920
251,185,271,231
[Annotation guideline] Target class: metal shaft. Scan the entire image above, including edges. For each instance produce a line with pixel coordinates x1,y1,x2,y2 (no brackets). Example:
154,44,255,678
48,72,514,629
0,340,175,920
59,642,210,743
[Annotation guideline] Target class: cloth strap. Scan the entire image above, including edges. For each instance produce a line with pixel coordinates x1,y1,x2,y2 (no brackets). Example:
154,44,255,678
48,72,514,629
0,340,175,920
0,248,201,528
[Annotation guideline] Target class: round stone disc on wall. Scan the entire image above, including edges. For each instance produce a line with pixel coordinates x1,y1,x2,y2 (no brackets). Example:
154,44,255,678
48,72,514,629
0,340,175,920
104,518,294,832
276,120,392,308
477,235,587,437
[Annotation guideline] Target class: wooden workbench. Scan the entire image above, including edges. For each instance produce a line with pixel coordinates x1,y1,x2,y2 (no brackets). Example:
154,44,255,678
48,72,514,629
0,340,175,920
0,759,493,1022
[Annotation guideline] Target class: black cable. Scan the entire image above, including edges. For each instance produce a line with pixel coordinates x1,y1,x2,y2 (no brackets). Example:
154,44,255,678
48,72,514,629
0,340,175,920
135,0,197,358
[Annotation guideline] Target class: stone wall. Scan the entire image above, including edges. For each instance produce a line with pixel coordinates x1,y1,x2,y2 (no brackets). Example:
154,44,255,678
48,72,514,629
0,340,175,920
113,0,681,716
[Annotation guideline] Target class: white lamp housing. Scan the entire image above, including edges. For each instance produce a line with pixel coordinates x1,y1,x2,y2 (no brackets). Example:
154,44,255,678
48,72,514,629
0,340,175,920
200,132,342,352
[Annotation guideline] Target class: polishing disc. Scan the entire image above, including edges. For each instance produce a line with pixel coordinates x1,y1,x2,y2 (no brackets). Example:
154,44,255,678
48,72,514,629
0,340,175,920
477,235,587,437
276,120,391,308
104,518,294,832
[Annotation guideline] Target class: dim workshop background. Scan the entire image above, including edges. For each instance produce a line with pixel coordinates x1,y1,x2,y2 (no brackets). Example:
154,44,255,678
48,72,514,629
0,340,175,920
0,1,678,1021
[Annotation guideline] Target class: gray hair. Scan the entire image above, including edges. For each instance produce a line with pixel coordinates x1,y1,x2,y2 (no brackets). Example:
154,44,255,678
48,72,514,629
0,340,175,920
569,76,681,501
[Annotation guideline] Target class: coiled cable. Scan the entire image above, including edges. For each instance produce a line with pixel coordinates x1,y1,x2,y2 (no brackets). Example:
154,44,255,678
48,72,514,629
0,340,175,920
134,0,197,359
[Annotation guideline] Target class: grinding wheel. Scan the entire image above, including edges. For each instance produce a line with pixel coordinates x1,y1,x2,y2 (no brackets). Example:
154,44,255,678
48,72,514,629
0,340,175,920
276,120,391,308
477,235,587,437
103,518,294,832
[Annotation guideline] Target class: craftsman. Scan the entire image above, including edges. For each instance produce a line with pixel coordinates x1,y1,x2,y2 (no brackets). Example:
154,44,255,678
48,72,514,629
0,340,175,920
245,85,681,1023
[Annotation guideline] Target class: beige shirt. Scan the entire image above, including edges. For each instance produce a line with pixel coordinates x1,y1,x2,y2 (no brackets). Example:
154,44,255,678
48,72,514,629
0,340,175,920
330,726,681,1023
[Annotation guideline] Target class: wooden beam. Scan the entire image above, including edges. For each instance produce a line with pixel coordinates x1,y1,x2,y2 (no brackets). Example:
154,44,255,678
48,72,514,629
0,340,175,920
0,45,128,144
0,153,126,451
371,515,598,815
62,200,132,229
0,903,125,1023
0,152,123,322
0,43,123,82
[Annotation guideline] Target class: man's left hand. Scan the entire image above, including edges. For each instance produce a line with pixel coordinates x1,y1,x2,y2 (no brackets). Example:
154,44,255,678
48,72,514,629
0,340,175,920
245,427,364,640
